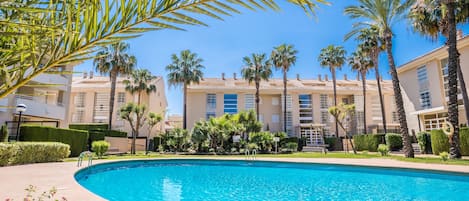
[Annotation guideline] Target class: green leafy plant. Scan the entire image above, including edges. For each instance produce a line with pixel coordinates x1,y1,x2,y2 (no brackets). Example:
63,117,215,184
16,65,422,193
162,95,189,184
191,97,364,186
0,124,8,142
377,144,389,156
417,132,432,154
249,131,274,152
92,141,110,159
353,134,385,152
283,142,298,152
440,151,449,161
430,130,450,155
247,143,259,151
0,142,70,166
385,133,403,151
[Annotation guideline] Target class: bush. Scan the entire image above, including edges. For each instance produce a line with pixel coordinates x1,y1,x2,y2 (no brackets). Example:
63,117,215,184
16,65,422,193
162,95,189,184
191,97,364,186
247,143,258,151
20,125,88,157
417,132,432,154
439,151,449,161
249,132,273,152
283,142,298,152
324,137,337,151
0,124,8,142
91,141,110,158
430,130,450,155
460,128,469,156
0,142,70,166
69,123,108,131
377,144,389,156
88,130,105,142
105,130,128,137
385,133,403,151
353,134,385,152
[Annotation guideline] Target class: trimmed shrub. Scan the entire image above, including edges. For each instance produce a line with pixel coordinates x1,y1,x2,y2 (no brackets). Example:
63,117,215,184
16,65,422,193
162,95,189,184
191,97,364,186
353,134,385,152
69,123,108,131
385,133,403,151
0,142,70,166
105,130,127,137
0,124,8,142
92,141,110,158
377,144,389,156
324,137,337,151
283,142,298,152
417,132,432,154
20,125,88,157
430,130,450,155
440,151,449,161
460,128,469,156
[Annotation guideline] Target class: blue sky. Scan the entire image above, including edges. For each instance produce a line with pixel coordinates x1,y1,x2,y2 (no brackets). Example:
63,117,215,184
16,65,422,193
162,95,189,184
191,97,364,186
74,0,469,116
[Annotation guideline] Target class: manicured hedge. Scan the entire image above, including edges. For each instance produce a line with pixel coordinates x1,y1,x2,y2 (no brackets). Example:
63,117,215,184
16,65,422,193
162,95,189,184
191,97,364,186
430,130,450,155
88,130,105,142
69,123,108,131
417,132,432,154
105,130,127,137
324,137,337,151
460,128,469,156
20,125,88,157
353,134,385,152
0,142,70,166
0,124,8,142
385,133,403,151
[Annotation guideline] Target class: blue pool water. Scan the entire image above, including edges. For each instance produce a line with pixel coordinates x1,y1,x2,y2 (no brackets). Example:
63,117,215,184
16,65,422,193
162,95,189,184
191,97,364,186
75,159,469,201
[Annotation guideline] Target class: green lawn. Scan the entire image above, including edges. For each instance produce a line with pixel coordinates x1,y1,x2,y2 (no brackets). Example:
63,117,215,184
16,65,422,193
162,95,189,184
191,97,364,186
65,151,469,165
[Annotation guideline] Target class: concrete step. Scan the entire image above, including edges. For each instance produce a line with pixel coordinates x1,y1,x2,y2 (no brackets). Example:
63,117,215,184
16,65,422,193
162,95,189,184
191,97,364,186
302,146,327,153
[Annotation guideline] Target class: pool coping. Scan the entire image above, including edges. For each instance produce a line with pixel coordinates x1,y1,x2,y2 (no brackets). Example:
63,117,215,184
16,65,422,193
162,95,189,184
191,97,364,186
2,157,469,200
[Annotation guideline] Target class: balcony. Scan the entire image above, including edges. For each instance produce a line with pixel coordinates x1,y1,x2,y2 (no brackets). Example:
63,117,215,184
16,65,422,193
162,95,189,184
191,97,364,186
32,74,70,90
15,96,66,120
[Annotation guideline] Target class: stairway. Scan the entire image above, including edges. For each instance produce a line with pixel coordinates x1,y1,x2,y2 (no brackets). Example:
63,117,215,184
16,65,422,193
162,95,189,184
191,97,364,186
411,143,421,154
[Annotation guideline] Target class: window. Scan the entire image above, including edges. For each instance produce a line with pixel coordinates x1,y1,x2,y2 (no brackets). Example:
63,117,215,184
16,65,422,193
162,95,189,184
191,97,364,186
286,111,293,136
117,92,126,103
320,94,329,109
392,111,399,123
371,96,382,122
272,97,279,105
354,95,364,111
423,112,447,131
281,94,292,111
420,91,432,109
93,92,109,122
441,58,462,104
245,94,255,111
72,110,84,123
57,91,64,106
74,92,85,107
299,94,313,124
417,66,428,85
207,94,217,110
321,111,329,124
224,94,237,114
356,111,365,133
272,114,280,123
206,112,216,120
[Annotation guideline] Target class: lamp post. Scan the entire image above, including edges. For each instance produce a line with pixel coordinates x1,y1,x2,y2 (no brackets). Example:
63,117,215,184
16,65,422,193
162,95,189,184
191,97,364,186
273,137,280,154
15,104,27,141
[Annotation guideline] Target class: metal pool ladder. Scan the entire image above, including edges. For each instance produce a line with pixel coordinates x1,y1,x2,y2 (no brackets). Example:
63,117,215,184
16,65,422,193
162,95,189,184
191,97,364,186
245,149,257,160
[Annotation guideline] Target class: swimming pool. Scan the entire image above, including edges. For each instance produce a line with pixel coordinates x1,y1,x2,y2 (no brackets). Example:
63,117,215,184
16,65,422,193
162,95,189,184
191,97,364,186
75,159,469,201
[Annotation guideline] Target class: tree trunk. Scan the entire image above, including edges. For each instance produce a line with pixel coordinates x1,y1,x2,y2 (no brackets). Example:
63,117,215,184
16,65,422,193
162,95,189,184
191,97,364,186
255,81,260,121
361,71,367,134
457,60,469,126
446,2,461,159
108,70,117,130
183,84,187,129
384,30,414,158
283,68,287,133
373,49,387,134
332,68,338,138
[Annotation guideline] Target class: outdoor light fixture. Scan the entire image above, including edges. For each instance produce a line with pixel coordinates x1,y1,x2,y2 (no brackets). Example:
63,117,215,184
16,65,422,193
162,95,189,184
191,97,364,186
15,103,27,141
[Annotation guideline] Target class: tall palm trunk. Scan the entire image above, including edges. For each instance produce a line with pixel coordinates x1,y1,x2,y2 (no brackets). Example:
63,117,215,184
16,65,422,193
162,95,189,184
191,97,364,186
446,2,461,159
108,70,117,130
183,83,187,129
373,49,387,134
384,30,414,158
283,68,287,133
457,60,469,126
332,68,338,137
255,81,260,121
361,71,367,134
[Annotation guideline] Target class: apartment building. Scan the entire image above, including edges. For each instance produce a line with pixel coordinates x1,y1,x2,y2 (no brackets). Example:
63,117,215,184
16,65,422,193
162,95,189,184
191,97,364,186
186,73,398,146
397,33,469,132
0,65,75,138
69,72,168,138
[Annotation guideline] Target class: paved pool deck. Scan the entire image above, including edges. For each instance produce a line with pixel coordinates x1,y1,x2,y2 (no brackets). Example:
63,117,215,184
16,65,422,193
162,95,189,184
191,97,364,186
1,157,469,201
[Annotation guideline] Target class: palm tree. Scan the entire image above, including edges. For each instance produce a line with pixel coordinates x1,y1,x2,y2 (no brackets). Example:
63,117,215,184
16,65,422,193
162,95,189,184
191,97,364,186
166,50,205,129
94,42,136,130
346,26,388,134
345,0,415,158
318,45,346,138
348,48,374,134
271,44,298,133
124,69,157,105
241,53,273,121
409,0,469,158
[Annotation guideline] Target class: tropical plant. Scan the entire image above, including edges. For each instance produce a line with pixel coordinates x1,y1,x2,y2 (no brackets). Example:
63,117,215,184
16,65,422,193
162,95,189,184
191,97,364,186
166,128,191,152
241,53,273,120
345,0,415,158
124,69,157,105
94,42,136,130
409,0,469,159
147,112,163,138
0,0,328,99
328,103,357,154
119,102,147,154
191,120,212,152
249,131,274,152
233,110,262,139
271,44,298,133
166,50,205,129
345,25,388,133
318,45,346,137
348,48,373,134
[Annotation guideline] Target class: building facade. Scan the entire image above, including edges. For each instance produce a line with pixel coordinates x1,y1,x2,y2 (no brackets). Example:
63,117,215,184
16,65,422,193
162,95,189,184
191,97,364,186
186,73,398,146
397,34,469,133
0,64,75,138
69,73,168,138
